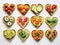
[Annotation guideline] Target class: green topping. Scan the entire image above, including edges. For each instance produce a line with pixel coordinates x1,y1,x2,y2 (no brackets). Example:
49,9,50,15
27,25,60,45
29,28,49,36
32,5,43,14
35,32,40,37
32,6,38,13
4,17,9,22
47,19,51,23
7,22,12,26
3,16,15,27
10,17,14,22
19,31,27,38
37,5,42,12
4,30,15,40
52,18,58,23
46,17,58,25
32,5,36,11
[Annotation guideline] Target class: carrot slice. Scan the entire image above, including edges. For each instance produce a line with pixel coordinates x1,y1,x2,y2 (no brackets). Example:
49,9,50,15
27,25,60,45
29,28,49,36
24,5,29,11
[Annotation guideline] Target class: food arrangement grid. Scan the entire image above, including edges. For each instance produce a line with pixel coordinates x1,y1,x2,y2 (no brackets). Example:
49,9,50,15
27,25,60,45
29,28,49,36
0,0,60,45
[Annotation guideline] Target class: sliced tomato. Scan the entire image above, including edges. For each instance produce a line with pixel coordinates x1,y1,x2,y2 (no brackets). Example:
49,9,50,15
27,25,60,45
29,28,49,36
8,7,11,10
18,17,22,22
46,6,51,11
21,21,25,25
49,9,54,12
52,4,57,9
7,10,11,14
4,3,9,8
10,4,15,8
24,17,28,22
5,8,8,11
10,8,14,11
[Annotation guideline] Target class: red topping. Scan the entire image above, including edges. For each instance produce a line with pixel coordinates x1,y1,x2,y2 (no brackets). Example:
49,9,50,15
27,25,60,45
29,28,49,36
46,6,51,11
24,17,28,22
18,17,22,22
10,4,15,8
5,8,8,11
4,3,15,15
21,21,25,25
4,3,8,8
8,7,11,10
18,17,28,25
10,8,14,11
7,10,11,14
49,9,54,12
52,4,57,9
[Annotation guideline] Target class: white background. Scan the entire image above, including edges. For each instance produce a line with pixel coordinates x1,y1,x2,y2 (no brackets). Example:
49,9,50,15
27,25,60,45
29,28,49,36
0,0,60,45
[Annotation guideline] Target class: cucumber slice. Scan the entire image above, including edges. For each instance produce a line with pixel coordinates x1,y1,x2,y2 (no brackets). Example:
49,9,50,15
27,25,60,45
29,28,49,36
37,5,43,12
31,5,36,11
7,22,12,26
32,5,38,13
10,17,14,22
4,17,9,22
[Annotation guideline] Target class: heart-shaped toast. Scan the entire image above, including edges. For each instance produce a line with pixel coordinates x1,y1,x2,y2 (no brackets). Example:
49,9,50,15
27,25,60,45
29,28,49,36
17,4,30,15
31,16,44,28
17,16,29,28
45,4,57,16
31,4,43,15
3,16,15,27
45,29,57,42
45,17,58,29
3,3,15,15
3,29,16,40
17,29,30,42
31,30,44,41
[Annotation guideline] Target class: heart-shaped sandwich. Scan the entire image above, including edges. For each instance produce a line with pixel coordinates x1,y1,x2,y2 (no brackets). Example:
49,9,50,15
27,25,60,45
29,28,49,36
17,16,29,28
17,4,30,15
45,4,57,16
3,16,15,27
45,29,57,42
31,30,44,41
45,17,58,29
3,3,15,15
3,29,16,40
31,4,43,15
17,29,30,42
31,16,44,28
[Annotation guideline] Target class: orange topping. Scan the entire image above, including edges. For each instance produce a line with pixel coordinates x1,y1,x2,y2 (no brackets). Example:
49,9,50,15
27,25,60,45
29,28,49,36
38,18,42,22
24,5,29,11
35,21,39,25
32,18,36,22
18,4,23,10
21,9,26,15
